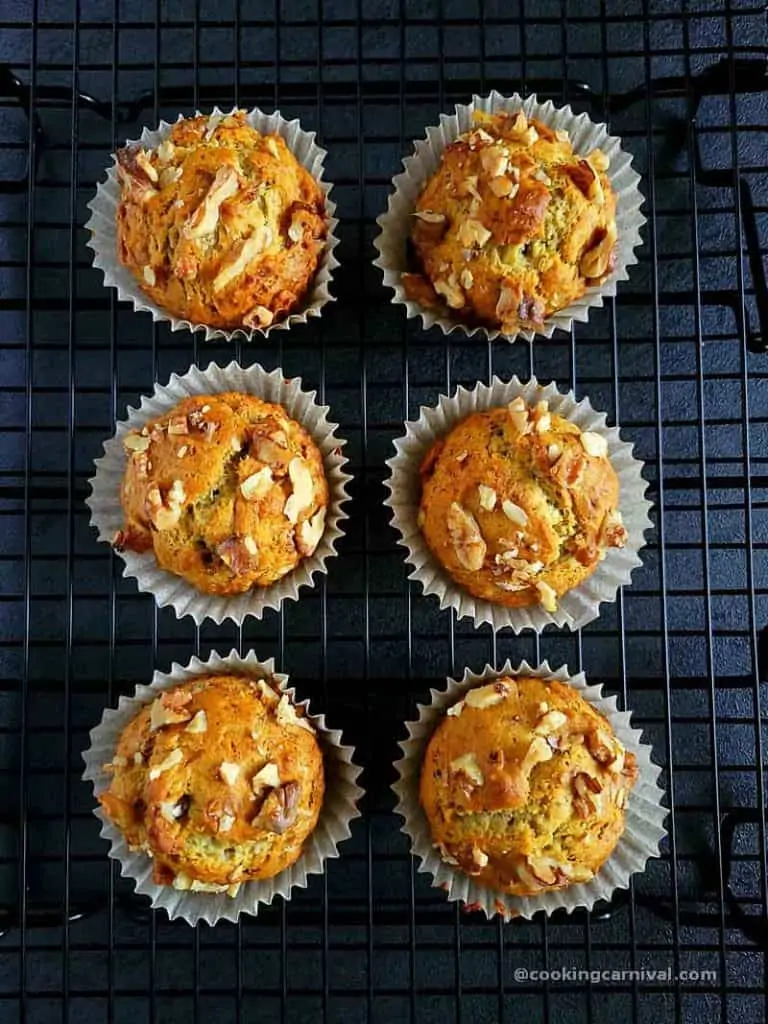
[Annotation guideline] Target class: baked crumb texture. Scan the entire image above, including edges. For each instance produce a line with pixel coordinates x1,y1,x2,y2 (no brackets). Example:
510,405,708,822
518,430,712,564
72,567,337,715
403,110,617,333
99,674,324,893
418,397,627,613
114,392,329,595
420,674,638,896
116,111,327,330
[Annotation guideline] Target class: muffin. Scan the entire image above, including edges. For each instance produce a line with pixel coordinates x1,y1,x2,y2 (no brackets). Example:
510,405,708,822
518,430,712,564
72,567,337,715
418,396,627,615
99,673,324,892
115,110,327,330
403,109,617,333
419,674,638,896
114,392,329,595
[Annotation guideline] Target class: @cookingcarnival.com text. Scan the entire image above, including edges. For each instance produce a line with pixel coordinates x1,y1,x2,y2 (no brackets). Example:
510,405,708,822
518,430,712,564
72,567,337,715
512,967,717,985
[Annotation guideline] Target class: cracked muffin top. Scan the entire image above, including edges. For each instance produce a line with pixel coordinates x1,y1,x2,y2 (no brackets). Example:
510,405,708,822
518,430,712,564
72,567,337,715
403,110,617,334
114,392,329,595
419,674,638,897
99,673,324,892
418,397,627,615
115,110,327,331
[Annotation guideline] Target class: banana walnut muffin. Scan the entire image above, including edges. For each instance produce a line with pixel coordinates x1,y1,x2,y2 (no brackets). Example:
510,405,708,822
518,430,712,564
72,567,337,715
420,674,638,896
418,397,627,614
115,110,327,330
403,110,617,333
115,392,329,595
99,674,324,893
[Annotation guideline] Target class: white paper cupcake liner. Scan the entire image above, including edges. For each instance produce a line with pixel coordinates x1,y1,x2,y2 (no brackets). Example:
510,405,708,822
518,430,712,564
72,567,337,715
85,106,339,341
373,90,645,343
86,360,352,625
384,375,652,632
393,660,666,922
82,648,363,926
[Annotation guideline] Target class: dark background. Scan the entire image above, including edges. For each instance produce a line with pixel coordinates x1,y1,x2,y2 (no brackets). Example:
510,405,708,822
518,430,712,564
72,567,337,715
1,0,767,1021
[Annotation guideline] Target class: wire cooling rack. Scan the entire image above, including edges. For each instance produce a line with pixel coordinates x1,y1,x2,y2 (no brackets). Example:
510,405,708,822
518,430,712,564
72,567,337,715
1,1,767,1021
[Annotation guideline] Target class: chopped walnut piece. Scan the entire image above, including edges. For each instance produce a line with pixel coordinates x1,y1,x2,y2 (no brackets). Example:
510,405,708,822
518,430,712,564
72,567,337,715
146,481,186,531
184,164,239,240
509,110,528,134
213,221,273,292
496,285,519,324
123,433,151,453
519,735,553,776
413,209,446,224
536,580,558,613
167,415,188,435
534,709,568,735
465,681,509,709
458,175,482,201
572,771,602,818
243,304,274,329
434,841,460,866
527,855,558,886
457,218,492,248
602,509,627,549
449,752,484,786
134,148,158,183
148,747,183,781
501,499,528,527
587,148,610,172
507,396,530,434
477,484,497,511
580,227,617,280
585,724,618,765
252,762,281,792
284,457,315,524
143,266,156,287
480,146,508,177
253,781,300,834
446,502,486,572
489,177,519,199
580,431,608,458
275,693,315,733
185,710,207,734
219,762,240,786
434,276,465,310
149,691,193,731
296,507,326,556
240,466,274,501
460,268,474,290
217,536,258,573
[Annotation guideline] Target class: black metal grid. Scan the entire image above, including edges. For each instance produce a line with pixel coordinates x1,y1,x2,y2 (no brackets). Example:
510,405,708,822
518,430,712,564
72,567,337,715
1,1,767,1021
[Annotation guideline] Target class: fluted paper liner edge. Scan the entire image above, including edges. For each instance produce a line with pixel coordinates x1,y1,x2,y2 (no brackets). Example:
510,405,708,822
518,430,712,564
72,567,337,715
393,660,666,921
85,106,339,341
384,375,652,632
86,360,352,624
82,649,363,926
373,91,645,343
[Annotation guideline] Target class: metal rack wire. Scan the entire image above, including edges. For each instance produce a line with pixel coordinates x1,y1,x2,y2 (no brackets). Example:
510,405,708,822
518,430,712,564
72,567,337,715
1,1,767,1021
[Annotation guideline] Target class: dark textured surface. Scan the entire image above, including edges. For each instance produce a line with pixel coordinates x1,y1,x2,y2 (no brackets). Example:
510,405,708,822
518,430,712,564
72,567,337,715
1,1,768,1021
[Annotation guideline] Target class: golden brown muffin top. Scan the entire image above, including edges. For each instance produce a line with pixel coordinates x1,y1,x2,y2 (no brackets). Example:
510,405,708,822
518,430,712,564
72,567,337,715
115,111,327,330
419,397,627,613
99,673,325,891
404,110,617,333
115,392,329,596
419,675,638,896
